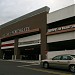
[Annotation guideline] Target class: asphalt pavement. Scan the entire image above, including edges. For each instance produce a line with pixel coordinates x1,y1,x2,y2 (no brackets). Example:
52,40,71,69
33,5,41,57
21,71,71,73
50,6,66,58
0,60,74,75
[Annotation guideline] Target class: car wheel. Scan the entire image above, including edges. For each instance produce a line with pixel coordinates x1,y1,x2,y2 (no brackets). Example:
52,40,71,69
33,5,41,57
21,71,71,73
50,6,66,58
69,65,75,73
43,62,49,69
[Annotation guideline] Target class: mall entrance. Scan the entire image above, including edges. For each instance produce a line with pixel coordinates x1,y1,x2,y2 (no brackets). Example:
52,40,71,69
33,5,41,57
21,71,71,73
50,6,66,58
3,49,14,60
20,45,40,60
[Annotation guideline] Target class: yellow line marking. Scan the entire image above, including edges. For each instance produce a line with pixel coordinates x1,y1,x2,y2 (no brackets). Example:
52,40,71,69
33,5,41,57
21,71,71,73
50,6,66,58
17,66,72,75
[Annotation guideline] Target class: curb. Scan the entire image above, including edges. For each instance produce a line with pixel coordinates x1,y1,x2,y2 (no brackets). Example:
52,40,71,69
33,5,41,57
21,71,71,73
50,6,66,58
0,59,40,64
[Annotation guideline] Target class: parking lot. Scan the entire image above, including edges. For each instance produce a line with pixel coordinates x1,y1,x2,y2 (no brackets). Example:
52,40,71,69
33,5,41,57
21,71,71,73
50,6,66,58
17,63,74,75
0,60,74,75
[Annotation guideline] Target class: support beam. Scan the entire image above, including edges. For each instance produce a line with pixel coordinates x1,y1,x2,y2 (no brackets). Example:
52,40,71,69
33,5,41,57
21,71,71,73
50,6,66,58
14,38,20,60
0,40,3,59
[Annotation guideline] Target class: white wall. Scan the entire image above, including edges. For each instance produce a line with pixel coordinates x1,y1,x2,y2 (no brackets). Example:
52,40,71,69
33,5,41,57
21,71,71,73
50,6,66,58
2,40,14,44
47,31,75,43
1,40,14,49
1,34,41,49
47,50,75,59
18,34,41,47
47,4,75,24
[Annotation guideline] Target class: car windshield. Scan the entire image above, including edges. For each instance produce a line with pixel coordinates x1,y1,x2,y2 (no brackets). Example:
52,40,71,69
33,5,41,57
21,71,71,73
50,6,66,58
71,55,75,58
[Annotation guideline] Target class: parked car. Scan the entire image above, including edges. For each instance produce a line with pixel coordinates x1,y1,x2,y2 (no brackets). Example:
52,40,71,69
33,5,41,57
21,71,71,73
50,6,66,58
40,54,75,72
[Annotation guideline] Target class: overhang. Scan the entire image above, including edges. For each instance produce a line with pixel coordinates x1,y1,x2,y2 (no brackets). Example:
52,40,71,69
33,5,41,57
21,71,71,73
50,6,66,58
1,28,40,41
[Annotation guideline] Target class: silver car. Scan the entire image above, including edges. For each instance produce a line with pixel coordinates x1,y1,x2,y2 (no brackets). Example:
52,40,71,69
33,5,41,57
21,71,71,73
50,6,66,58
40,54,75,72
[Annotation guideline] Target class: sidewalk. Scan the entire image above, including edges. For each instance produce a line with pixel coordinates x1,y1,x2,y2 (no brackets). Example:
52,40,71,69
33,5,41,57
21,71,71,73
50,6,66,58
1,59,40,64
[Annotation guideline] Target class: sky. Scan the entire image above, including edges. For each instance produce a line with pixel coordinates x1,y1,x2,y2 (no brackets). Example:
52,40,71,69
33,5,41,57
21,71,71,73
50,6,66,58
0,0,74,25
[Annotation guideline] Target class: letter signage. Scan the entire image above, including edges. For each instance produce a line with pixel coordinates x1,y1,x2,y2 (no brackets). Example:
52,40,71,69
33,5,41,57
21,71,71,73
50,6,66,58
48,24,75,33
2,27,30,37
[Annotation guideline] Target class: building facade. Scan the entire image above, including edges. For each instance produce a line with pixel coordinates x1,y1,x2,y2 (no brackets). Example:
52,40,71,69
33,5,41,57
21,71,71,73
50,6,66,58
47,4,75,58
0,4,75,60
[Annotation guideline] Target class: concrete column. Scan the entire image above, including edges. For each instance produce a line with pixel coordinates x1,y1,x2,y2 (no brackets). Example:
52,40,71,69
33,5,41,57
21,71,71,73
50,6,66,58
0,40,3,59
14,38,20,60
41,32,47,60
39,54,41,61
40,12,48,60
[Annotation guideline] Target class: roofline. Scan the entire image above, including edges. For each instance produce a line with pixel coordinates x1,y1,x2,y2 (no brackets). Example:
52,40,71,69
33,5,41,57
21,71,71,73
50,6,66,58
0,6,50,29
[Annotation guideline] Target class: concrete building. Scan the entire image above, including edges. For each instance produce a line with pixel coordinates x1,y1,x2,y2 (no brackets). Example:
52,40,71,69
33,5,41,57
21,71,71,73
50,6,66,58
0,4,75,60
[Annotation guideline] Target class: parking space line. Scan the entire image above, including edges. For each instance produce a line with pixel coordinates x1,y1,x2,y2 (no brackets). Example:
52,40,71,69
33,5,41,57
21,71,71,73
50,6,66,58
17,63,39,67
18,65,31,67
17,66,72,75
